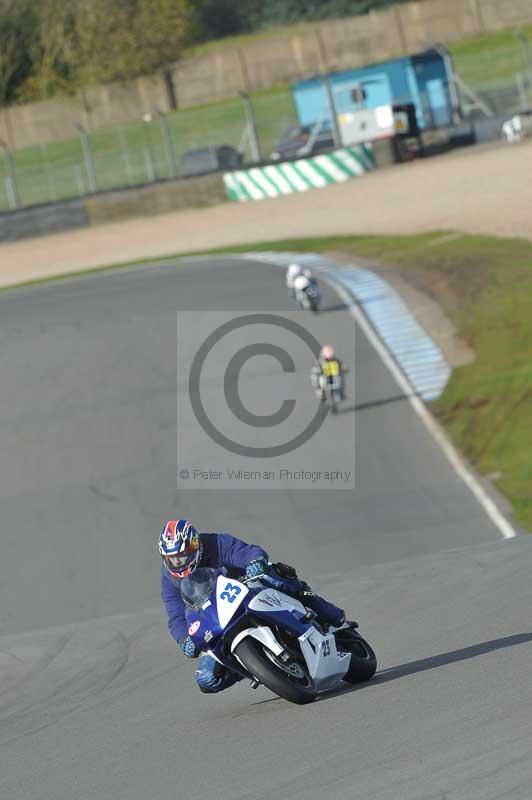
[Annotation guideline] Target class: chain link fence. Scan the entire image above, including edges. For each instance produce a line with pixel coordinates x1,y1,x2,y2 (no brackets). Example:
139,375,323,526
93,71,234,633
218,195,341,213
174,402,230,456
0,87,297,211
451,33,532,117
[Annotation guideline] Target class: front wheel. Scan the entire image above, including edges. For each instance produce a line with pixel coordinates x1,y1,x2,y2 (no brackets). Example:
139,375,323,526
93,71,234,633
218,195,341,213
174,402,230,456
234,637,317,705
336,631,377,684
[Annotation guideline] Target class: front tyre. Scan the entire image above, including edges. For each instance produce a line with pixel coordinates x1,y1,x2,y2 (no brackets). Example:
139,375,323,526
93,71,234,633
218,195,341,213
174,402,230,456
234,637,317,705
337,631,377,684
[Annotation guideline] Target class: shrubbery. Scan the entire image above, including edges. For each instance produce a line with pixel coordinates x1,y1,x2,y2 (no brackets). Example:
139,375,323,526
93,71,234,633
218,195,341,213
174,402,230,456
0,0,408,104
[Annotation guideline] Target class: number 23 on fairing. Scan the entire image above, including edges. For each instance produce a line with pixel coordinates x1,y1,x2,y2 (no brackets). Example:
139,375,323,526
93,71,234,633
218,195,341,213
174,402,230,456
216,577,249,627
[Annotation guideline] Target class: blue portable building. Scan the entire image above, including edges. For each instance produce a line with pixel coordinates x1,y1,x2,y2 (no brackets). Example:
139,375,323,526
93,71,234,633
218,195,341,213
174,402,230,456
292,49,455,131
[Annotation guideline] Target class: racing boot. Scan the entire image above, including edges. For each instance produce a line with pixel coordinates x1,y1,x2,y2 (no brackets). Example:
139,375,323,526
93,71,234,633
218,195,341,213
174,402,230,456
299,584,347,631
196,656,244,694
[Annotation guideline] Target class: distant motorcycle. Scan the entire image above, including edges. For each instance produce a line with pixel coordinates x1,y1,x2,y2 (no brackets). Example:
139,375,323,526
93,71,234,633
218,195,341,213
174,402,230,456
294,275,320,313
181,567,377,705
320,372,344,414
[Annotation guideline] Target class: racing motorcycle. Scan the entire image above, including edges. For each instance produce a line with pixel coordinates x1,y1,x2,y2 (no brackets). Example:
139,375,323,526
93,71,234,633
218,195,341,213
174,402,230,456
294,278,320,313
319,372,344,414
181,566,376,705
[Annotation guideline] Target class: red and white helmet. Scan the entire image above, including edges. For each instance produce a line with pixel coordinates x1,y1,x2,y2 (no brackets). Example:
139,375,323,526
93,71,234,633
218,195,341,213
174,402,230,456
158,519,202,579
320,345,335,361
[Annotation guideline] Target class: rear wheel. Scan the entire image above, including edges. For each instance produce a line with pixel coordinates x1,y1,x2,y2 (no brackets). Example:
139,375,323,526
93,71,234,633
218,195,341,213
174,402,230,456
336,631,377,684
234,637,317,705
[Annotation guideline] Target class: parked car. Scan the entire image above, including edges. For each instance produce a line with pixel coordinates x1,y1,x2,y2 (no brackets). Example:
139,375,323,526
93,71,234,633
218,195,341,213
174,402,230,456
179,145,243,178
270,121,335,161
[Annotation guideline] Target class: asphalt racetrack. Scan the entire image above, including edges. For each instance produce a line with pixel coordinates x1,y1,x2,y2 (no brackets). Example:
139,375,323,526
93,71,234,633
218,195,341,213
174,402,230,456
1,257,531,800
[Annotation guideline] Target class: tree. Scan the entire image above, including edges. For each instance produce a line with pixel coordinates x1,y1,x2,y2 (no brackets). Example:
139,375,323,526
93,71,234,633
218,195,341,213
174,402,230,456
134,0,197,72
72,0,196,85
17,0,197,101
0,0,37,104
197,0,410,38
194,0,249,40
16,0,77,100
69,0,136,86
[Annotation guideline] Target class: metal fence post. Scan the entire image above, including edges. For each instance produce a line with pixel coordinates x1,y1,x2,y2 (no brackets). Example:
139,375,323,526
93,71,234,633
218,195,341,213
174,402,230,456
516,73,528,108
239,92,260,162
435,45,462,124
142,113,157,182
323,77,342,148
0,139,20,208
41,142,57,202
76,124,97,193
513,29,532,88
74,165,85,197
117,127,134,186
156,109,177,178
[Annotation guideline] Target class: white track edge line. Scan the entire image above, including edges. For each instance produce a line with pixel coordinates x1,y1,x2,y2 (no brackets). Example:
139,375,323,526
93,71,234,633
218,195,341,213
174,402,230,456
320,273,517,541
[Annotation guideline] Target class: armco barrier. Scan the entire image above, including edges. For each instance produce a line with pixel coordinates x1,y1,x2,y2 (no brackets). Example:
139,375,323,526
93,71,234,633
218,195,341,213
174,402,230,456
0,198,89,242
0,172,226,243
224,145,375,202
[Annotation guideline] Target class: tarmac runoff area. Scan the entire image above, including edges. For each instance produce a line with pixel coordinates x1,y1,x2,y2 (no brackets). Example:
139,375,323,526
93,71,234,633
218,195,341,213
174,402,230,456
1,255,531,800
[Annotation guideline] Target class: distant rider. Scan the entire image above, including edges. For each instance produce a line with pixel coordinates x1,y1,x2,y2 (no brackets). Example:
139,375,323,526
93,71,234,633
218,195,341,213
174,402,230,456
295,268,320,305
310,345,345,401
159,519,349,694
293,272,311,297
286,263,302,297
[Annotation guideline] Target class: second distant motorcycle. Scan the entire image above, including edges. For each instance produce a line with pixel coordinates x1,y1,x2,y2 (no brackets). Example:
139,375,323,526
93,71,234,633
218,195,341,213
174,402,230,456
311,345,346,414
294,273,320,313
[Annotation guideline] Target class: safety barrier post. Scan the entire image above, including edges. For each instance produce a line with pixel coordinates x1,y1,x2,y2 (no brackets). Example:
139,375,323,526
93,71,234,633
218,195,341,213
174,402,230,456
76,124,97,193
0,139,20,208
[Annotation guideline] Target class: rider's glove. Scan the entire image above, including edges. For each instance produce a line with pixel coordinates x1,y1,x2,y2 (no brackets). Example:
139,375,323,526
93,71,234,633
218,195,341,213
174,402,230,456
181,636,199,658
245,558,268,580
272,562,298,580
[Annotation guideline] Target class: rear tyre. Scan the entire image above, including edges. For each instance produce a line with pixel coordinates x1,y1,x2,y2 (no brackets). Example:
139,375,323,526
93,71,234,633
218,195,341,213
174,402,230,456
336,631,377,683
234,637,317,705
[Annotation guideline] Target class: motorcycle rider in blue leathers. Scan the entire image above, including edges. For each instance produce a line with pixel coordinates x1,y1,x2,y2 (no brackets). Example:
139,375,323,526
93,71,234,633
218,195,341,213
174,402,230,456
159,519,349,694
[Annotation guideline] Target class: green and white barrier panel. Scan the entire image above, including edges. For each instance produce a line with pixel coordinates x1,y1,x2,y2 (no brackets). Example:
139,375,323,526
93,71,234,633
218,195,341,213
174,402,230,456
224,145,374,202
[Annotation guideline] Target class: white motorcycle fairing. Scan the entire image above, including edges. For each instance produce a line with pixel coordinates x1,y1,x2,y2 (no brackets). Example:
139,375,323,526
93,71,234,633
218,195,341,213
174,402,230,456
235,588,351,692
231,625,284,658
247,588,307,616
215,575,249,628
